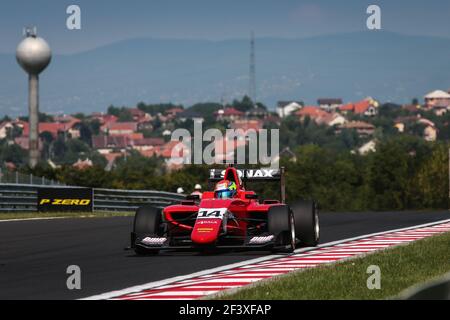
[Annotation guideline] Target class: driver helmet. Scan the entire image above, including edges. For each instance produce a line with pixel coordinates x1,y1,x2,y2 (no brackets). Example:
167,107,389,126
214,180,237,199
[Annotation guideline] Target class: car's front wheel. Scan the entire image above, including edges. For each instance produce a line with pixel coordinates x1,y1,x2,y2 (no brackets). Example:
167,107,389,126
268,205,296,253
133,205,162,255
291,200,319,247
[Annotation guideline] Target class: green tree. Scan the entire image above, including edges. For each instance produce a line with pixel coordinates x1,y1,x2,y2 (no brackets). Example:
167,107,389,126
413,143,448,209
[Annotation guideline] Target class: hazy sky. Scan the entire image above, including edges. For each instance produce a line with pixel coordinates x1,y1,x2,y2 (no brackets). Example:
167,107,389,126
1,0,450,54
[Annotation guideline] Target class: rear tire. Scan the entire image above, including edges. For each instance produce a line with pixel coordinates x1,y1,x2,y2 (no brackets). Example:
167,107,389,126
133,205,162,255
268,205,296,253
291,200,319,247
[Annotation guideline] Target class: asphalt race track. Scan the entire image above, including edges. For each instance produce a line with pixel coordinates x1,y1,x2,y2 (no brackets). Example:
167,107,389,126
0,211,448,299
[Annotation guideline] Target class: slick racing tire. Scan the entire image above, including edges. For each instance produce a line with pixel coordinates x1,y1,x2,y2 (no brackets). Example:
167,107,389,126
291,200,319,247
268,205,296,253
133,205,162,255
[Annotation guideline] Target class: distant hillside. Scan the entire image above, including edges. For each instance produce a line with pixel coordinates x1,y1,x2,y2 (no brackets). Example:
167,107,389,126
1,31,450,117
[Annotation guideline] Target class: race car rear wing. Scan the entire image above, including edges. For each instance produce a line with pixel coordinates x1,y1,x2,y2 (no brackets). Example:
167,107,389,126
208,167,286,203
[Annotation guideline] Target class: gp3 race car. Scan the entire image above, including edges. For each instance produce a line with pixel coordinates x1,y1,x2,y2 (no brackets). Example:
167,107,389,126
130,166,319,254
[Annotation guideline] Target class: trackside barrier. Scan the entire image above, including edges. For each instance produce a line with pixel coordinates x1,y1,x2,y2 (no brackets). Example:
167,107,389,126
0,183,186,213
0,169,63,186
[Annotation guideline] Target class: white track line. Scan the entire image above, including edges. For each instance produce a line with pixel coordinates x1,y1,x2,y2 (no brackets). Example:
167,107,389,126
81,218,450,300
0,217,66,223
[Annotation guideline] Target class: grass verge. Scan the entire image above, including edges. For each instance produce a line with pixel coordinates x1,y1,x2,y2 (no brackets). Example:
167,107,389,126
217,231,450,300
0,211,134,220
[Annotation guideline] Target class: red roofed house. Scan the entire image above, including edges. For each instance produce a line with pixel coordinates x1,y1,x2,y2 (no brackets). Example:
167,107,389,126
230,119,263,133
92,135,130,154
20,120,80,139
159,140,191,170
101,122,138,135
14,136,43,151
159,140,190,159
91,113,118,125
212,137,247,163
215,107,244,121
336,121,375,136
339,98,379,116
318,113,347,127
40,123,71,138
128,108,151,123
132,138,165,152
296,106,328,119
317,98,343,112
164,107,184,121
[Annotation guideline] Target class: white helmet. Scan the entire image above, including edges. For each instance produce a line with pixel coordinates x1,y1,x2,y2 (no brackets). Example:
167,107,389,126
176,187,184,194
194,184,202,190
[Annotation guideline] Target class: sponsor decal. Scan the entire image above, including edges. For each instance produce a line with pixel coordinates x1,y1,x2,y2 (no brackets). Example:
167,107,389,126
210,169,279,180
249,235,275,244
37,188,93,212
197,228,214,233
141,237,167,246
196,220,220,225
197,208,227,220
39,199,91,205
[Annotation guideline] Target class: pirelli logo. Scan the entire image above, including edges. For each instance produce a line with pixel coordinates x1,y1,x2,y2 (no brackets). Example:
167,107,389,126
39,199,91,205
37,188,93,212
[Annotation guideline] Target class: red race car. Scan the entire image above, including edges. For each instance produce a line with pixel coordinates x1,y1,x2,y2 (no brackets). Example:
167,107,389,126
130,166,319,254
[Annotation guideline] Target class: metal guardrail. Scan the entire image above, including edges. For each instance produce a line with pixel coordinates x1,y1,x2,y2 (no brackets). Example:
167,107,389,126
0,169,63,186
0,183,186,212
93,188,186,212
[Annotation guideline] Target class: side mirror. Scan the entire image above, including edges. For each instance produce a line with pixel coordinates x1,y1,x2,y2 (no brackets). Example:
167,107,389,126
245,194,258,200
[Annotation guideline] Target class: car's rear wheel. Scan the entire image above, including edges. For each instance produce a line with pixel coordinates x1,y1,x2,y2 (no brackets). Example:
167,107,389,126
133,205,162,255
268,205,296,253
291,200,319,247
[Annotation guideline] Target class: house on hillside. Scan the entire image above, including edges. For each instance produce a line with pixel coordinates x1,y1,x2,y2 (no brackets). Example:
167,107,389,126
128,108,152,123
246,106,269,119
318,113,347,127
101,122,138,136
215,107,244,122
91,113,118,125
230,119,263,133
0,122,14,139
358,140,377,155
317,98,343,112
424,90,450,111
339,98,379,116
132,138,165,152
296,106,328,123
336,121,375,136
296,106,347,126
92,135,130,154
394,116,437,142
14,137,43,151
276,101,303,118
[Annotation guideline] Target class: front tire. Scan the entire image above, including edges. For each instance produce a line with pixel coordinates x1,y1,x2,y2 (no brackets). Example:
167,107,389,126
291,200,319,247
133,205,162,255
268,205,296,253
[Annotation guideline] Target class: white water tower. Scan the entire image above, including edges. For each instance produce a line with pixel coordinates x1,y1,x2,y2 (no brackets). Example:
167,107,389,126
16,27,52,168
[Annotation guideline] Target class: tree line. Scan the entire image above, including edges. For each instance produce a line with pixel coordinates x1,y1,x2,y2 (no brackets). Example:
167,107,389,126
21,135,448,212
